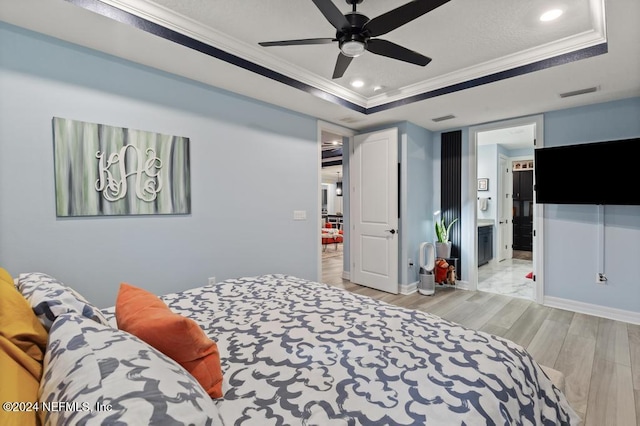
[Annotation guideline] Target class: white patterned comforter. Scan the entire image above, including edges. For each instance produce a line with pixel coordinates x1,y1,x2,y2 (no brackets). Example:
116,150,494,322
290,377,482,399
151,274,579,425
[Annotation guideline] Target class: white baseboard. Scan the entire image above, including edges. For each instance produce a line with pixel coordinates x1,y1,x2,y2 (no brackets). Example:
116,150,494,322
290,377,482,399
402,281,470,294
401,281,418,295
544,296,640,325
341,271,350,280
454,280,470,290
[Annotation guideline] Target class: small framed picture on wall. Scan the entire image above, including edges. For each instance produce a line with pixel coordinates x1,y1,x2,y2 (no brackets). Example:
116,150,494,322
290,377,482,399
478,178,489,191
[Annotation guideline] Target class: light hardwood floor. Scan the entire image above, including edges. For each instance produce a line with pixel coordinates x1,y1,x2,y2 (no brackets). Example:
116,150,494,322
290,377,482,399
322,255,640,425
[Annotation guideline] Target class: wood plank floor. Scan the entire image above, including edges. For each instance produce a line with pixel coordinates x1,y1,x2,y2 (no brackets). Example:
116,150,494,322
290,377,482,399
322,256,639,425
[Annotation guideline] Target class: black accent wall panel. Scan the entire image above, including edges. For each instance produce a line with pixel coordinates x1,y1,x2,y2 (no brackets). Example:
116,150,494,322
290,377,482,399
441,131,462,276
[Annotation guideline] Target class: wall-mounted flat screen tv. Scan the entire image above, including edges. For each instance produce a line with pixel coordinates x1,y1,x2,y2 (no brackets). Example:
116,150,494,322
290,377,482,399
534,137,640,205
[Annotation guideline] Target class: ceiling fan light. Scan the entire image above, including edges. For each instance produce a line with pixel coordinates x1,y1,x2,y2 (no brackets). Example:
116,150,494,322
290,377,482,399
340,40,366,57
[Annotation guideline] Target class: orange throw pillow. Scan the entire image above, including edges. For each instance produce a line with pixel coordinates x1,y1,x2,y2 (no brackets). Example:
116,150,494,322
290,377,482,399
115,283,223,398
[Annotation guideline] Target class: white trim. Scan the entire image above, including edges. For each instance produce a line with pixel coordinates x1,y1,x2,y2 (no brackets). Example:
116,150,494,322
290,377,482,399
100,0,368,106
468,114,544,304
544,296,640,325
341,270,350,281
401,281,418,295
367,29,606,108
101,0,606,108
454,280,471,291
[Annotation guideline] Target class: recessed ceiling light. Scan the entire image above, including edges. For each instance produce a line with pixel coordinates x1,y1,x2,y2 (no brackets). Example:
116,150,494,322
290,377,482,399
351,79,365,88
540,9,563,22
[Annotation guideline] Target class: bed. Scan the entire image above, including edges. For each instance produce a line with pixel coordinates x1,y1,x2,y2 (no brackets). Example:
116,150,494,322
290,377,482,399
3,271,579,425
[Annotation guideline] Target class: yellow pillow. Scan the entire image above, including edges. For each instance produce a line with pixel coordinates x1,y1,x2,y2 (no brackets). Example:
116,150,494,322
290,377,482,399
0,266,13,286
0,267,48,426
0,349,41,426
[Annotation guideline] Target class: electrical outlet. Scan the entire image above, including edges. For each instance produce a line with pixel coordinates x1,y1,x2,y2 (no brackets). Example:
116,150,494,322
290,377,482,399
208,277,216,285
596,273,607,284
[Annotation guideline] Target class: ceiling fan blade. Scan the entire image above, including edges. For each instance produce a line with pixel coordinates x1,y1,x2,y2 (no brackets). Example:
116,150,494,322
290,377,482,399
367,39,432,66
364,0,451,37
332,53,353,79
259,38,336,47
311,0,350,31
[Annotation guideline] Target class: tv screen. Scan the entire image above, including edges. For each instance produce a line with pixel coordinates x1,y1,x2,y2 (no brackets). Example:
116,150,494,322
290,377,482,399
534,138,640,205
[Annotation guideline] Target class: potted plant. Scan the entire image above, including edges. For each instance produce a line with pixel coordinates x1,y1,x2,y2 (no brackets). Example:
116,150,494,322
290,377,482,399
435,217,458,258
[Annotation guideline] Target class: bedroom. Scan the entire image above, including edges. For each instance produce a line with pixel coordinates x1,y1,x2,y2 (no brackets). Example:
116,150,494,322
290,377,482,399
1,0,639,424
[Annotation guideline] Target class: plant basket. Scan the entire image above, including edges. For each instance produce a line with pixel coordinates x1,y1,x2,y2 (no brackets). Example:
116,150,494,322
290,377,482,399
435,241,452,259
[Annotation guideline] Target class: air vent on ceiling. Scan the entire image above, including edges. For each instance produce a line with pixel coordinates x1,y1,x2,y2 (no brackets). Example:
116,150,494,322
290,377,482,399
559,86,598,98
432,114,456,122
339,116,362,124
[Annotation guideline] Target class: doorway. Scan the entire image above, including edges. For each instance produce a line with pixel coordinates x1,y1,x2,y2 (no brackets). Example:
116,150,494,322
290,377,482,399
470,115,544,303
318,122,354,285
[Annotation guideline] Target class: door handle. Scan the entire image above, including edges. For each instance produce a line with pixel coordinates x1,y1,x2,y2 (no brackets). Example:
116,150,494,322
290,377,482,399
386,229,397,234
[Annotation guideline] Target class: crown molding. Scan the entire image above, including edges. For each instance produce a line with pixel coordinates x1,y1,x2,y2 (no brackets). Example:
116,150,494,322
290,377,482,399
100,0,369,107
94,0,608,113
366,29,607,108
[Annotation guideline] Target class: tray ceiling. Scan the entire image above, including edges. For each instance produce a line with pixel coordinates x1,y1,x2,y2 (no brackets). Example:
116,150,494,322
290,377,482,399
1,0,638,131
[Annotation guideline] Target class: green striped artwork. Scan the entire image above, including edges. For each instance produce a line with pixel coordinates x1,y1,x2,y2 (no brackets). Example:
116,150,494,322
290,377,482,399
53,117,191,217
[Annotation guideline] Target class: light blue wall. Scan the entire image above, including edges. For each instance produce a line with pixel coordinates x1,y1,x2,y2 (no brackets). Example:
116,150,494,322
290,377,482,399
0,23,319,307
404,122,435,285
542,98,640,312
477,144,498,220
509,147,534,157
433,98,639,312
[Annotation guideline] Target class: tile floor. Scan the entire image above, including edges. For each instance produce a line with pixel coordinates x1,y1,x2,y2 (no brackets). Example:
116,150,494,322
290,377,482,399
477,257,534,300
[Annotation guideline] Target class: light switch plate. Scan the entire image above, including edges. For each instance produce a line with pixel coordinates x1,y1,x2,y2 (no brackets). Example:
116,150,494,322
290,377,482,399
293,210,307,220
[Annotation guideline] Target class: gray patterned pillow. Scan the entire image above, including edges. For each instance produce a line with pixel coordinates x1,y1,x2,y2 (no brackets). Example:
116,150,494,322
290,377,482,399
17,272,110,330
39,313,223,426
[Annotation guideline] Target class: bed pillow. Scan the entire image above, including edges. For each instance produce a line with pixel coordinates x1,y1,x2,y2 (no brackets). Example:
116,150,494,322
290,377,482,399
0,267,48,426
17,272,110,330
39,313,223,426
0,266,13,286
115,283,224,398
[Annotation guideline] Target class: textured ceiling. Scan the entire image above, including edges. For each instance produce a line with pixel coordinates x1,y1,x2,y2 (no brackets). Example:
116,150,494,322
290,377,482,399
1,0,637,132
147,0,594,96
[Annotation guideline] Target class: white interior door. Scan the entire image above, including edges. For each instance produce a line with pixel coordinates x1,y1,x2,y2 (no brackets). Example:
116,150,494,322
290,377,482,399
498,156,513,261
350,128,398,293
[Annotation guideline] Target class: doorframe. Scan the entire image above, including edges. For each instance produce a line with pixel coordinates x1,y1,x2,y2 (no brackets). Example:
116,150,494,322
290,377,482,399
467,114,544,304
497,154,512,262
317,121,355,283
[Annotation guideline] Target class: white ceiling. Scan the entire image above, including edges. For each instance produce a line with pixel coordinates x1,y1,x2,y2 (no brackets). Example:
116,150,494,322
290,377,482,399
1,0,638,132
322,165,343,184
477,124,535,150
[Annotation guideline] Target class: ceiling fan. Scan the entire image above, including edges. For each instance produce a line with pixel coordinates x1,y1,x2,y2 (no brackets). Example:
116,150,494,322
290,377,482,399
259,0,451,79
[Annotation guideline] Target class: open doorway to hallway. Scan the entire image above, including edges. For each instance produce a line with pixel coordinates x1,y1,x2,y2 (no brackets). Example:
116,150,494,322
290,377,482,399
476,124,536,301
320,128,347,284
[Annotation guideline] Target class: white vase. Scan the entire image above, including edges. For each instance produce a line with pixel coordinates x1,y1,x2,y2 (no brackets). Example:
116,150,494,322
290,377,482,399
435,241,452,258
